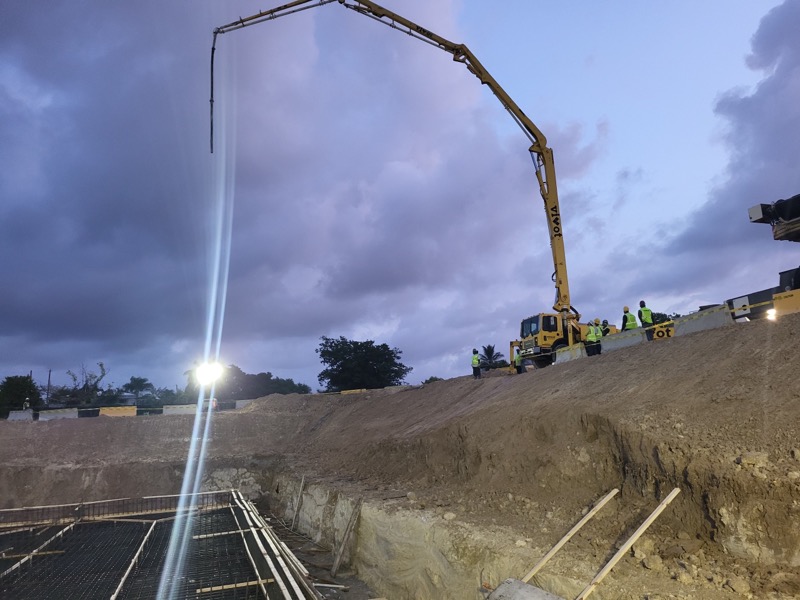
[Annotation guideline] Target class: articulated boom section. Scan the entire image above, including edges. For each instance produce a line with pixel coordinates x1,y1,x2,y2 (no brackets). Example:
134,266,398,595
213,0,580,364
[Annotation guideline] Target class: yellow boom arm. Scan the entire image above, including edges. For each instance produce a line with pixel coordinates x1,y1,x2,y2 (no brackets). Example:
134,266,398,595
212,0,579,322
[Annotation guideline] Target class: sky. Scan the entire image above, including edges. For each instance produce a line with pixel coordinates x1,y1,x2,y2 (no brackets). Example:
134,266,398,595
1,1,799,392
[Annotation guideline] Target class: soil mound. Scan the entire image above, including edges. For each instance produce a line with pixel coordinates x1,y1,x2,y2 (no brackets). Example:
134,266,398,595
2,313,800,597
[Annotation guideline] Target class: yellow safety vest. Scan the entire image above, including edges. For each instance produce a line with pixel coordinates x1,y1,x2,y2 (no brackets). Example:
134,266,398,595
623,313,637,329
586,327,598,343
640,307,653,326
472,354,480,367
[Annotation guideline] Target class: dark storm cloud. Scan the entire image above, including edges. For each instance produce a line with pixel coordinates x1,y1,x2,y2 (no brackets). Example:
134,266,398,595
0,2,220,385
7,0,786,390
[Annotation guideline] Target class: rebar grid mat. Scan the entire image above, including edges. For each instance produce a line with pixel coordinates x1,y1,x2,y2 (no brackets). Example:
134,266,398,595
0,490,322,600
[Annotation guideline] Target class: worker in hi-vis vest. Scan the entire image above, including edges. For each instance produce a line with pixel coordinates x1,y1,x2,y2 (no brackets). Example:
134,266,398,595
514,347,525,374
593,318,604,355
621,306,637,331
585,319,599,356
471,349,482,379
639,300,655,341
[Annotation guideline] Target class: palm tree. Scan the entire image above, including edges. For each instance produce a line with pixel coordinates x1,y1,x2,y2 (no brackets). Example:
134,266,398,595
479,344,505,369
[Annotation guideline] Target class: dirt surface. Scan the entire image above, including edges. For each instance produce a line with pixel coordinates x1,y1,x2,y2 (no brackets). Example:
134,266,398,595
2,313,800,598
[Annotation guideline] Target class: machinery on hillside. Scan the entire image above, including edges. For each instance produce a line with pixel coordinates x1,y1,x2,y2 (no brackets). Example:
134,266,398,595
211,0,588,370
749,192,800,242
738,193,800,319
723,266,800,321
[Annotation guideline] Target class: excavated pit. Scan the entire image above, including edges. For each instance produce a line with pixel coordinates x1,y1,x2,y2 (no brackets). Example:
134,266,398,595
2,314,800,599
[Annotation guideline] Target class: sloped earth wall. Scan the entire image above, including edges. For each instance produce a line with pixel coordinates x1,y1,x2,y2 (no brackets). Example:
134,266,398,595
2,314,800,598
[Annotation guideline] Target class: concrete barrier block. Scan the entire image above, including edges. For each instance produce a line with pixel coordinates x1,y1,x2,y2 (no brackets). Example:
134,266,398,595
162,404,197,415
554,344,587,364
674,304,733,336
99,406,137,417
38,408,79,421
234,399,255,410
601,329,647,352
7,410,34,421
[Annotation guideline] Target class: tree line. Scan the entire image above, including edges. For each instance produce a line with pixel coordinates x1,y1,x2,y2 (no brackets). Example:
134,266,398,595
0,335,425,417
1,335,523,417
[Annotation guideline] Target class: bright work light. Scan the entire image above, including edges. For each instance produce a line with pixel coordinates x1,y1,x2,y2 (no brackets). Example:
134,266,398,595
196,361,224,385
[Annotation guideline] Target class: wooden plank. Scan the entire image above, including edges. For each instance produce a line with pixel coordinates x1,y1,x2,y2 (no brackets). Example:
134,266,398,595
331,497,363,577
575,488,680,600
522,489,618,583
195,579,273,594
291,475,305,530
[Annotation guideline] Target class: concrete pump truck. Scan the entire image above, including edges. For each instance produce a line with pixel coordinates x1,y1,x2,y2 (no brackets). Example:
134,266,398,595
212,0,585,369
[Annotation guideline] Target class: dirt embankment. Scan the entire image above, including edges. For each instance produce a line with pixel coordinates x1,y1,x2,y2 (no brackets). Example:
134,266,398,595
2,314,800,597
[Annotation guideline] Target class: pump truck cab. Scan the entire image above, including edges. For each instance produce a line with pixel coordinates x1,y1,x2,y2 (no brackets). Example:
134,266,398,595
515,315,619,369
213,0,592,368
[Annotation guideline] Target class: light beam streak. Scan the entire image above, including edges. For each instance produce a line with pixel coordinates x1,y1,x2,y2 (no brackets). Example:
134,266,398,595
157,45,237,600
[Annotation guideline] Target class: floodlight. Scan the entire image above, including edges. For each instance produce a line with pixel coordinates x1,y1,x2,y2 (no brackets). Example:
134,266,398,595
196,361,224,385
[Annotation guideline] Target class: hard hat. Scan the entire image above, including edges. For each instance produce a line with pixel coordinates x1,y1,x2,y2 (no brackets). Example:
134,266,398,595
594,318,600,324
602,319,608,325
624,306,629,312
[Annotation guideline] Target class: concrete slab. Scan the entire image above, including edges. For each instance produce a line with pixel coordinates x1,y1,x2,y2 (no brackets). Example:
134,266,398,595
488,578,565,600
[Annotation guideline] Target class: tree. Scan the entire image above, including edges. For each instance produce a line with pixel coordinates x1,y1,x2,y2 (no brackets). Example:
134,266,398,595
213,365,311,400
653,312,682,324
64,362,109,405
316,336,412,393
0,375,42,418
122,376,155,398
423,376,444,384
479,344,507,369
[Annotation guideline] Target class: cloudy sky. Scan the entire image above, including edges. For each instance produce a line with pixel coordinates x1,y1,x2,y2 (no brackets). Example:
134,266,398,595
2,1,798,392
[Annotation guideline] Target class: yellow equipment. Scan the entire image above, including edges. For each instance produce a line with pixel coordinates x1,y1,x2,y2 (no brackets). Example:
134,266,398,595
211,0,585,371
749,192,800,242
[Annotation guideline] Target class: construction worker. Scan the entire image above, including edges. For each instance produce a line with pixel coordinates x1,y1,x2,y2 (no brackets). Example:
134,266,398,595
621,306,637,331
601,319,611,337
471,349,482,379
585,319,600,356
638,300,654,341
514,347,525,374
593,318,604,354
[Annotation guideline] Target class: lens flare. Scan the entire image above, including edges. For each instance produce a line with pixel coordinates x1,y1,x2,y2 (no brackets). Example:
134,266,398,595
157,44,237,600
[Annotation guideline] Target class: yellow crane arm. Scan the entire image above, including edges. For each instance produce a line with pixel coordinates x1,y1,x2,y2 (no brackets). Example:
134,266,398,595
212,0,578,319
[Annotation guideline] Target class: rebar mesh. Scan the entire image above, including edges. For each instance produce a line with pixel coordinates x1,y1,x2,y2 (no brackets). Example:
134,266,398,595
0,491,300,600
